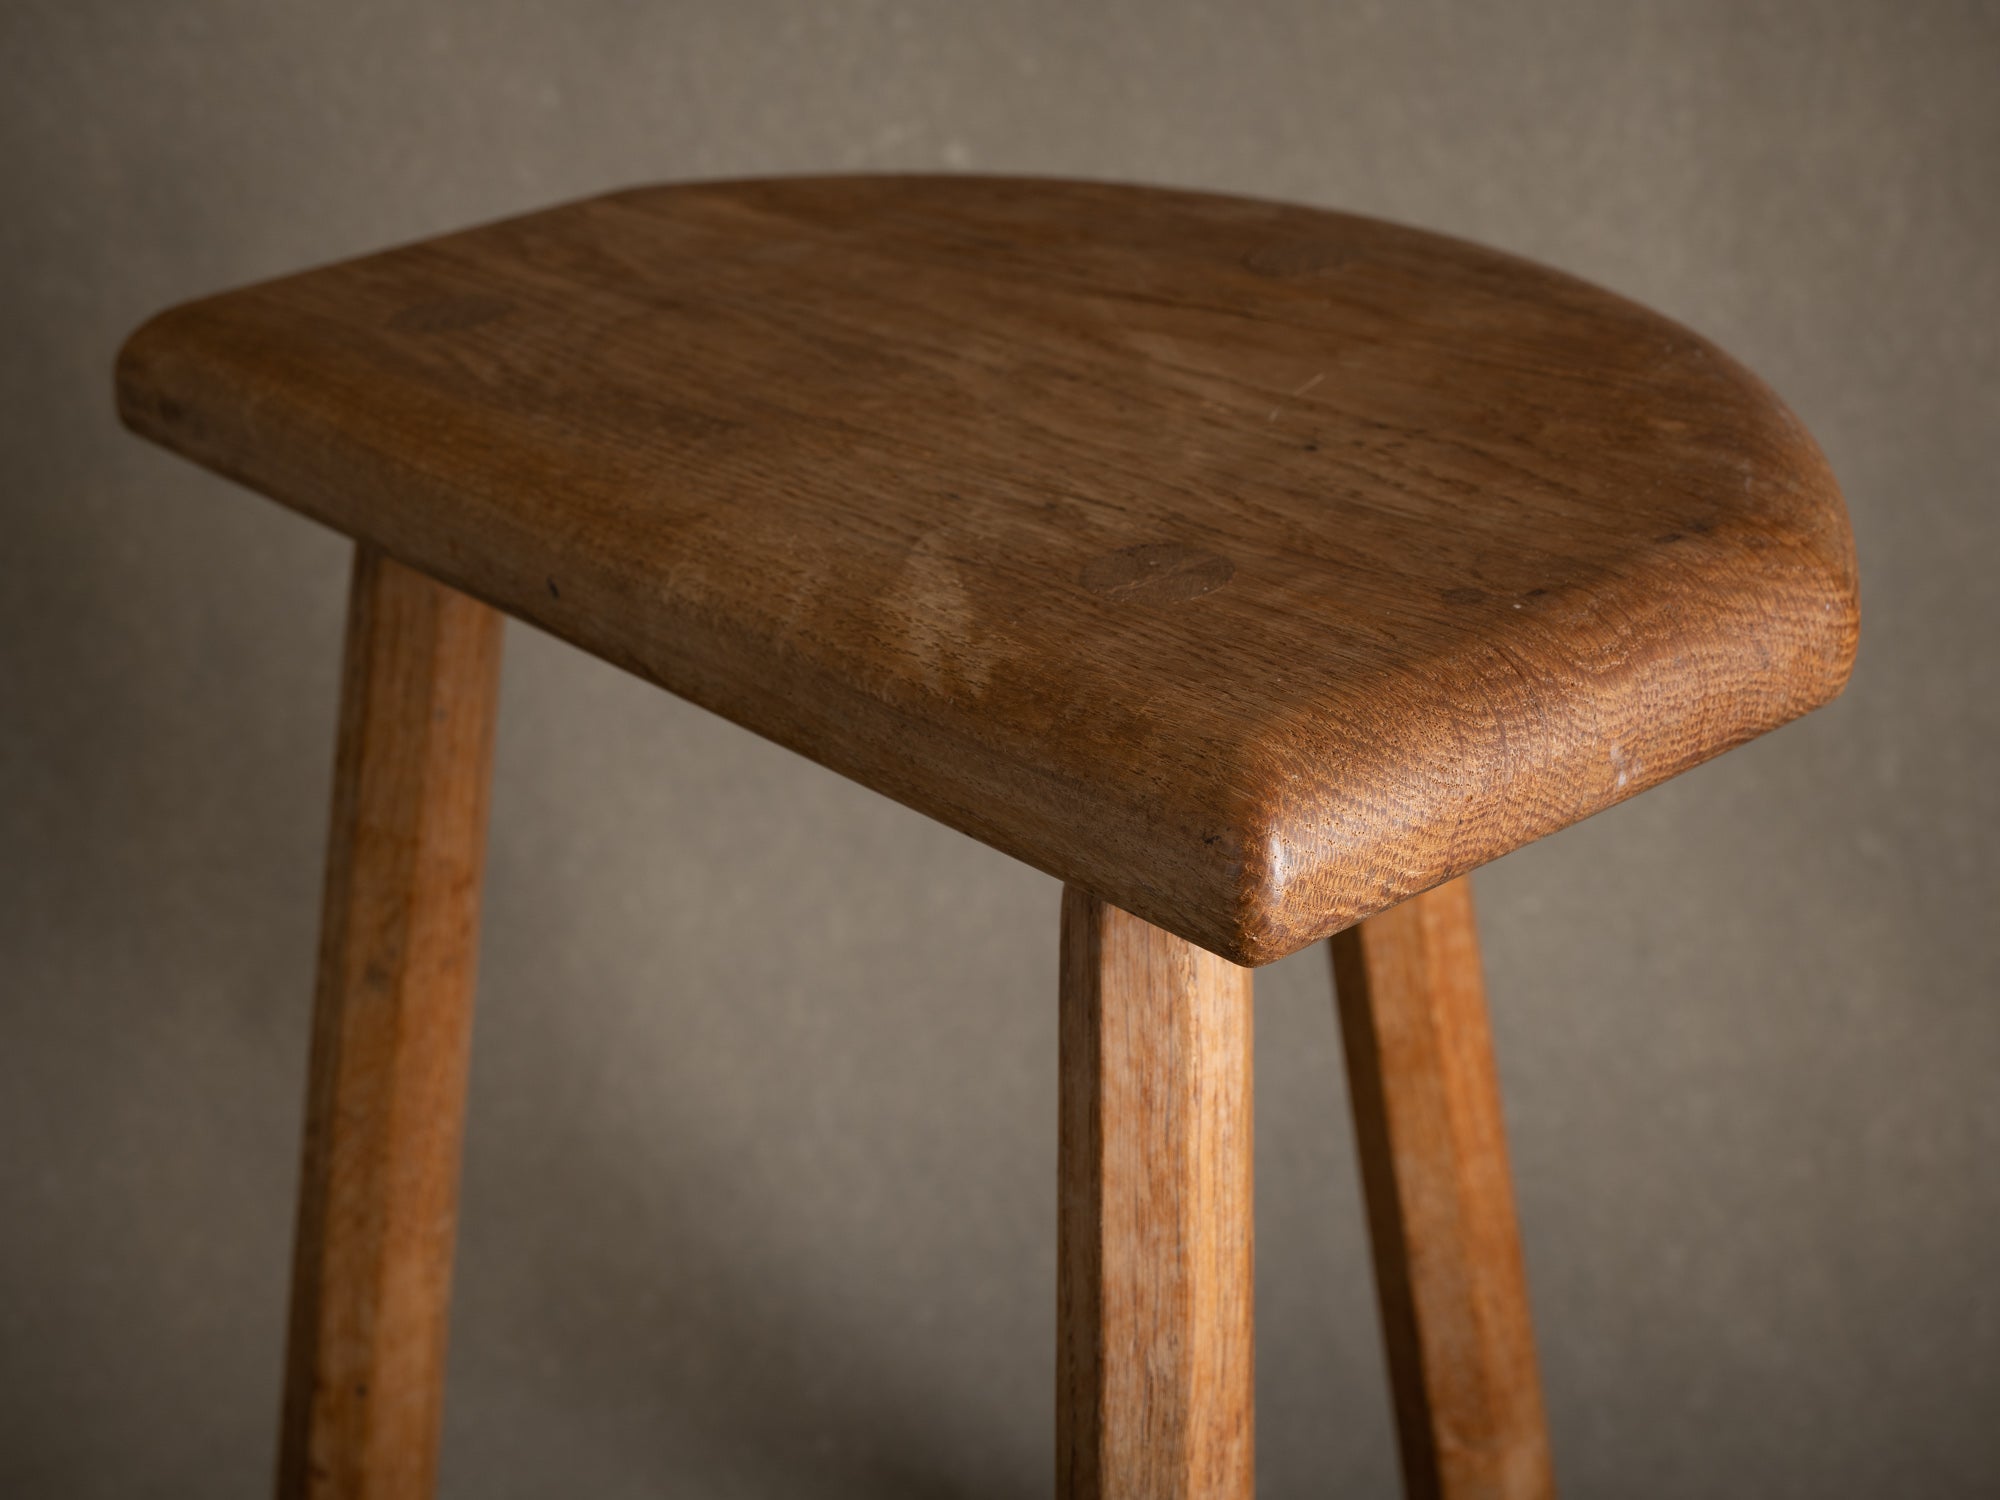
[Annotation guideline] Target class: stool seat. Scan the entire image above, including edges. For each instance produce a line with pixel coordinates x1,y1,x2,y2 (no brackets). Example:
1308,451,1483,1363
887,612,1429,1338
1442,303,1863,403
116,174,1857,963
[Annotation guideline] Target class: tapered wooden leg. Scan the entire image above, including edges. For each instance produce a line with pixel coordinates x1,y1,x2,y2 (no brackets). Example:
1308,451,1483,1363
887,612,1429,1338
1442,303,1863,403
277,546,503,1500
1058,887,1254,1500
1330,877,1554,1500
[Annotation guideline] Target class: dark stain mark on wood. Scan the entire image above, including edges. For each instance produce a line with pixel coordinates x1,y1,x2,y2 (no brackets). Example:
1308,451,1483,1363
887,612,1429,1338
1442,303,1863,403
1243,237,1356,277
390,295,514,336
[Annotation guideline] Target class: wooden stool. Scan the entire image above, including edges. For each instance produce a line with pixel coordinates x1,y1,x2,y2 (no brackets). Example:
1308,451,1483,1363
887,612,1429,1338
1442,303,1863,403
116,176,1858,1499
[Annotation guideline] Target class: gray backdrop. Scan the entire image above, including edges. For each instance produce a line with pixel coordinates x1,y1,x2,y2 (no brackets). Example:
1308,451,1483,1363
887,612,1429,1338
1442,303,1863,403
4,2,1995,1496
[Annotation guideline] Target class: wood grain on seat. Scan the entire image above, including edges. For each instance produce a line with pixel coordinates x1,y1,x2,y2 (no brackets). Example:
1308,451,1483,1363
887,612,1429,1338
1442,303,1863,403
116,176,1858,963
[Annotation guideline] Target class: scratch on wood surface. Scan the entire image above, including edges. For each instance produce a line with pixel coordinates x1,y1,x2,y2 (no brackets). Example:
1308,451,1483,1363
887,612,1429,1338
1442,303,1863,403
1267,371,1325,422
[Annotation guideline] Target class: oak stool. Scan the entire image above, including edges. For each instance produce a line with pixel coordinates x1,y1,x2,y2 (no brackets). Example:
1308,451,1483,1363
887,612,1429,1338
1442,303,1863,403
117,176,1859,1500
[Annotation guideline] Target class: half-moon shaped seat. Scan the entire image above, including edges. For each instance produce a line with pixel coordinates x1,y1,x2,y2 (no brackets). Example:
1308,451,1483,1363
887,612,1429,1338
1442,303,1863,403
117,175,1858,965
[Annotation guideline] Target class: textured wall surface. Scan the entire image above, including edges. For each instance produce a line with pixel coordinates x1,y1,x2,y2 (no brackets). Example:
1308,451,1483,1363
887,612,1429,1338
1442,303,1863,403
2,2,1995,1496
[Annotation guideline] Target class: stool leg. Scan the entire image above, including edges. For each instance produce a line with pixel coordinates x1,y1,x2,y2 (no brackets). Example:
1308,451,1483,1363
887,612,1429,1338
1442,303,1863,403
276,546,503,1500
1057,887,1254,1500
1329,877,1554,1499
